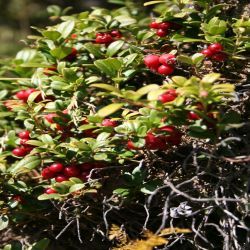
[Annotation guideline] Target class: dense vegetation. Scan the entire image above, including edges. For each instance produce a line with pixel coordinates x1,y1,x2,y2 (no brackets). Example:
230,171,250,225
0,0,249,249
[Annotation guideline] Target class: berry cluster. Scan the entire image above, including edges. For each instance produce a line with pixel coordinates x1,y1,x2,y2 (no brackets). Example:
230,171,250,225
144,54,176,75
127,125,182,151
201,43,227,62
149,20,180,37
12,131,33,157
15,88,42,103
42,162,106,194
95,30,122,44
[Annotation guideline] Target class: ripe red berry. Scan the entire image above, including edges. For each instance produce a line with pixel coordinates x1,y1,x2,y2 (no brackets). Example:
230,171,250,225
201,49,213,57
63,166,81,177
110,30,122,38
158,89,177,103
127,140,141,150
188,111,200,120
212,52,227,62
149,21,160,29
45,188,57,194
95,33,113,44
41,167,55,179
158,22,172,30
49,163,64,173
55,175,68,182
12,147,28,157
208,43,223,53
13,195,24,204
16,90,28,101
145,133,167,150
160,126,182,145
101,119,118,127
156,29,168,37
18,130,30,139
45,113,57,123
157,65,174,75
159,54,176,65
144,55,160,70
71,33,77,39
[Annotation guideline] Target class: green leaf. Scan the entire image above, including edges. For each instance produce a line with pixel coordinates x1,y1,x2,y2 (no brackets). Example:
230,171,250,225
40,134,54,145
69,184,85,193
10,156,41,174
192,53,205,65
206,17,227,35
113,188,130,197
50,46,72,60
177,55,193,65
201,73,221,83
37,193,61,200
171,34,205,43
97,103,125,117
94,58,123,77
90,83,121,93
0,215,9,231
123,53,138,67
42,30,61,41
136,84,160,97
84,43,103,58
144,0,165,6
31,238,50,250
57,20,75,38
107,41,125,57
114,15,137,27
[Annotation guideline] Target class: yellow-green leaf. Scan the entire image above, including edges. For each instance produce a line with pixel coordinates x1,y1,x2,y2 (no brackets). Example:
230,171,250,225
97,103,125,117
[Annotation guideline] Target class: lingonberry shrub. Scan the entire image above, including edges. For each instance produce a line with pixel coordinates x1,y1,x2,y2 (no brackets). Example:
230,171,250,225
0,0,249,249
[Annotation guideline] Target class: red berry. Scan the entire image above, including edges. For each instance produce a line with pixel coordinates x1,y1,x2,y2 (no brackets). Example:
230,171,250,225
149,21,160,29
144,55,160,70
201,49,213,57
16,90,28,102
158,22,172,30
127,140,141,150
110,30,122,38
145,133,167,150
212,52,227,62
63,166,81,177
160,126,182,145
159,54,176,65
188,111,200,120
12,147,28,157
49,163,64,173
158,89,177,103
208,43,223,53
101,119,118,127
24,147,33,153
45,188,57,194
95,33,113,44
55,175,68,182
71,33,77,39
45,113,57,123
156,29,168,37
158,65,174,75
18,130,30,139
41,167,55,179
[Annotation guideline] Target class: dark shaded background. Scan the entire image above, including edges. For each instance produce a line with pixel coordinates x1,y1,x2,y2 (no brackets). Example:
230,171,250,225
0,0,111,57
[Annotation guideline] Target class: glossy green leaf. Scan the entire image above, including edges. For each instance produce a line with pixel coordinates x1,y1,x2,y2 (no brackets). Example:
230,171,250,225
97,103,125,117
107,40,125,57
